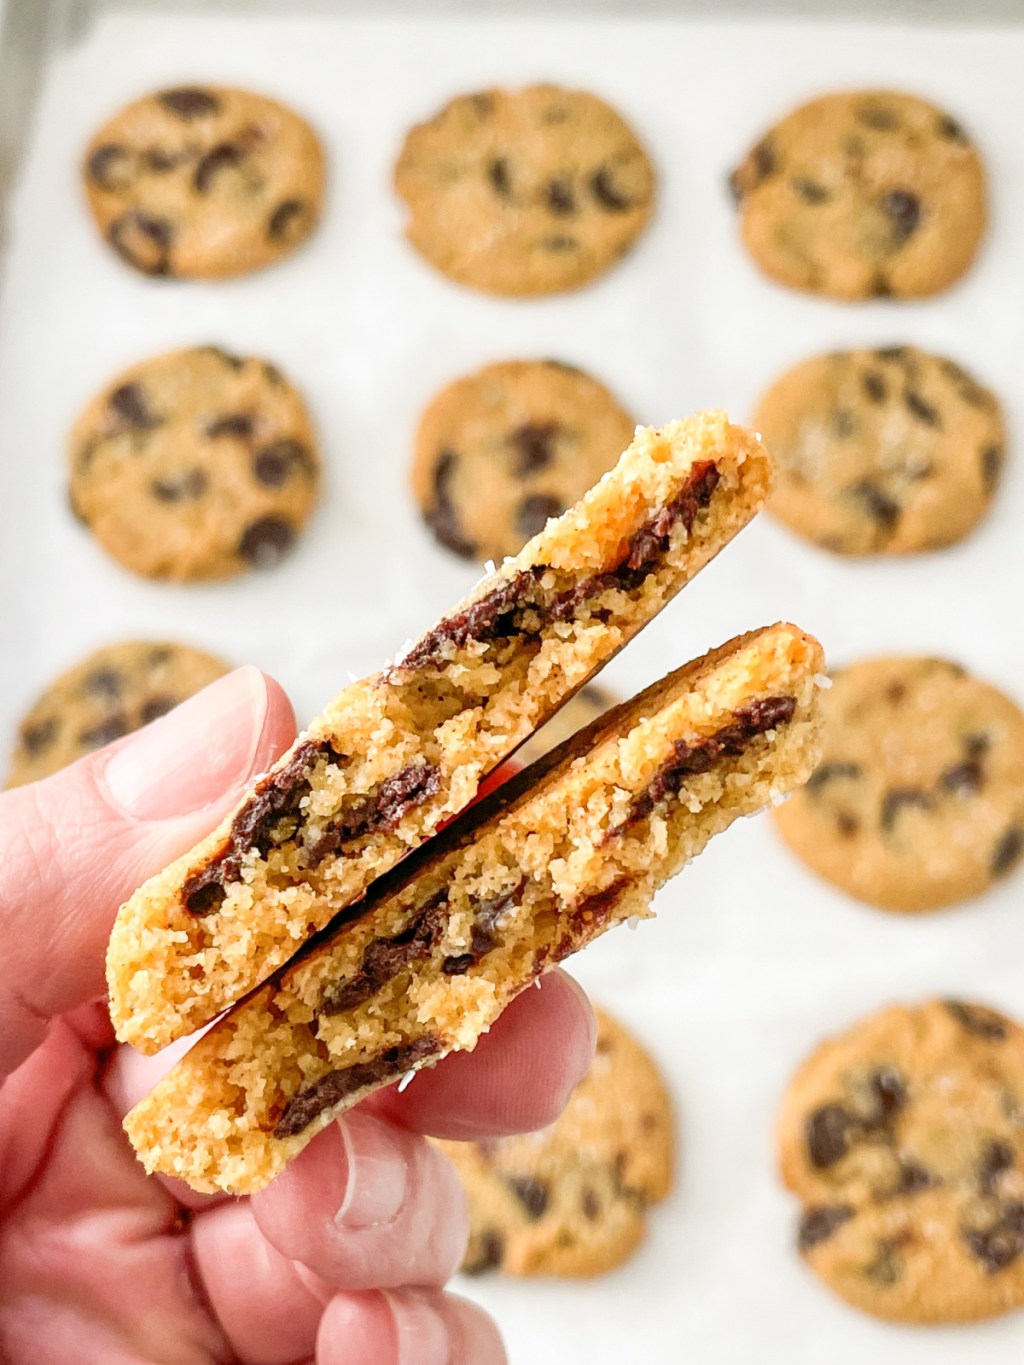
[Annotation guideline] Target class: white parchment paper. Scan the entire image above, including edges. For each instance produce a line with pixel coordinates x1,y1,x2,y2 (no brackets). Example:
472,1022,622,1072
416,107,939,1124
2,11,1024,1361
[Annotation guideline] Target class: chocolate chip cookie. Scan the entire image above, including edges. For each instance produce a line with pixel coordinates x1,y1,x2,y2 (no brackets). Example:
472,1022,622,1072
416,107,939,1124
774,657,1024,911
122,622,823,1194
394,85,655,296
413,359,636,562
69,346,320,581
6,640,229,789
437,1007,674,1277
755,346,1005,554
729,90,987,300
84,85,324,279
518,683,618,767
779,998,1024,1322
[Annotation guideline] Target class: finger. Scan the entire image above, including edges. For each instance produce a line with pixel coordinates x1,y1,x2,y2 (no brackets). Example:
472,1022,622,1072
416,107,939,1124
370,970,596,1140
316,1289,506,1365
252,1109,467,1291
0,667,295,1079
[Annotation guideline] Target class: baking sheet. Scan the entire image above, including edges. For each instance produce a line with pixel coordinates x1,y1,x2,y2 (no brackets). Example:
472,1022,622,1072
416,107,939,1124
3,10,1024,1361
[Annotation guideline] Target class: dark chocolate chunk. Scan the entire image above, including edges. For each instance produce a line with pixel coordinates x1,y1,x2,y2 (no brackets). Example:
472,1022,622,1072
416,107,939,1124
442,880,526,975
509,422,559,476
979,1140,1015,1194
273,1036,442,1138
487,157,511,196
151,469,207,503
109,382,161,431
140,696,176,724
22,716,58,754
862,371,887,403
941,759,984,795
591,166,634,212
254,440,314,488
880,190,921,240
992,828,1024,878
806,761,862,792
982,445,1004,492
806,1104,853,1169
144,148,183,174
320,890,449,1015
470,93,495,118
463,1229,505,1275
944,999,1009,1042
82,667,123,700
206,412,255,440
304,762,442,868
832,409,856,439
582,1188,601,1220
107,211,174,276
866,1067,907,1123
424,449,477,559
730,139,777,203
895,1160,934,1196
621,460,720,576
542,236,579,252
238,516,295,568
857,103,900,130
87,143,135,191
401,566,545,670
159,87,221,119
792,178,829,204
903,390,940,427
880,787,932,832
80,713,130,750
963,1208,1024,1273
545,177,575,215
836,811,860,837
798,1204,854,1252
268,198,311,243
852,480,900,531
517,493,564,540
193,141,245,194
937,115,969,143
507,1176,550,1220
876,346,908,362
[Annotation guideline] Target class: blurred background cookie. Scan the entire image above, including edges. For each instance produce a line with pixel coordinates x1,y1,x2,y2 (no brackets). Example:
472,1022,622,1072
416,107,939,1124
412,358,636,562
778,997,1024,1322
774,657,1024,911
729,90,986,300
84,85,324,278
69,345,320,581
436,1007,674,1278
6,640,229,787
518,683,618,766
395,84,655,296
755,345,1005,554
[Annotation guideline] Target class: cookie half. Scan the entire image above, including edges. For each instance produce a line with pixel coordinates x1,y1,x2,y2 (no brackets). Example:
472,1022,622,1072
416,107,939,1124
123,621,824,1194
774,656,1024,911
413,359,636,563
394,84,655,296
84,85,324,278
6,640,229,788
755,346,1005,554
779,998,1024,1323
69,346,320,581
729,90,986,300
108,413,774,1053
438,1007,674,1278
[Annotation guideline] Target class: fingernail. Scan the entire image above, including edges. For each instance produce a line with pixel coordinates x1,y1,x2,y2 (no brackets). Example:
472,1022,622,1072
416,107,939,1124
103,667,269,821
334,1111,408,1231
384,1290,452,1365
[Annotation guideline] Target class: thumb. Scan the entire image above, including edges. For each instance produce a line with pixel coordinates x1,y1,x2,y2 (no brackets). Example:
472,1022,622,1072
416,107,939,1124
0,666,295,1079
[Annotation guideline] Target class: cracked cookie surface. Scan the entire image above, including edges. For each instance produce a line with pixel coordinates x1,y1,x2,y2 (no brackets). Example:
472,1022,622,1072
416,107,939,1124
6,640,228,788
437,1007,674,1277
84,85,324,278
69,345,320,581
779,998,1024,1323
729,90,986,300
413,359,636,562
394,84,655,296
755,346,1005,554
774,656,1024,911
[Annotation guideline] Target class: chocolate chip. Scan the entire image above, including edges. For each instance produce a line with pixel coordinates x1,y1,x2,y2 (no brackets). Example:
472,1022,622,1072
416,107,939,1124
621,461,720,576
832,409,856,439
470,93,495,118
545,177,575,215
876,347,908,362
591,167,633,211
193,141,245,194
792,178,829,204
151,469,207,503
425,449,477,559
862,371,887,403
582,1188,601,1220
254,440,313,488
238,516,295,568
159,87,221,119
880,787,932,832
82,667,123,700
147,646,173,665
937,115,969,143
992,828,1024,878
867,1067,906,1123
140,696,175,724
728,140,776,204
87,143,135,191
321,890,448,1014
866,1239,903,1285
941,759,984,795
507,1176,550,1220
509,422,559,476
880,190,921,239
858,103,900,130
836,811,860,837
145,148,182,174
903,390,940,427
441,880,526,975
109,383,160,430
982,445,1004,492
107,211,174,276
798,1204,854,1252
305,763,443,869
806,1104,852,1168
979,1140,1015,1194
963,1210,1024,1273
944,1000,1009,1041
22,716,58,754
267,198,311,243
487,157,511,196
464,1229,504,1275
206,413,255,440
80,714,130,750
542,236,579,252
806,761,862,791
853,481,900,531
184,882,226,917
895,1160,934,1196
517,493,564,540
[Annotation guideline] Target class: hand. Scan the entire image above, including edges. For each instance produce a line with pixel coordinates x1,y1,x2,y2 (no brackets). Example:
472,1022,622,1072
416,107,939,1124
0,667,596,1365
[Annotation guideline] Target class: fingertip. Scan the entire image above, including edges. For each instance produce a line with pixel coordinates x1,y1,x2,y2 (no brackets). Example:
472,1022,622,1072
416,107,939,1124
316,1289,507,1365
256,671,298,768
